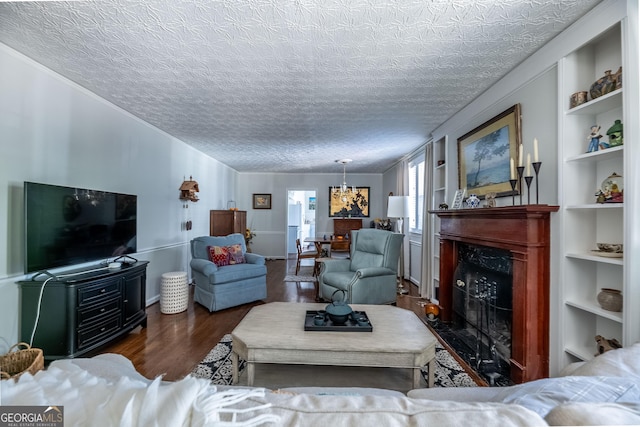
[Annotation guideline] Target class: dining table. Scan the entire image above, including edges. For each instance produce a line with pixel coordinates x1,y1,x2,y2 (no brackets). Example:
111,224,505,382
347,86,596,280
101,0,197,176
304,236,353,257
303,236,332,256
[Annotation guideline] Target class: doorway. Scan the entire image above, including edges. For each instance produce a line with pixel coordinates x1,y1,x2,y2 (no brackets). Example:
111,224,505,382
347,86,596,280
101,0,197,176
287,190,317,255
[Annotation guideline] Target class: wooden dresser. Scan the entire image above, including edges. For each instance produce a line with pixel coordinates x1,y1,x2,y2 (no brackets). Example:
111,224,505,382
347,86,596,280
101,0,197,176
333,218,363,238
210,210,246,236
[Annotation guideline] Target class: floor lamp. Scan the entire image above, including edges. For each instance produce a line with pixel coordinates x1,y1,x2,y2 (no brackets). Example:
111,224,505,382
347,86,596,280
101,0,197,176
387,196,409,295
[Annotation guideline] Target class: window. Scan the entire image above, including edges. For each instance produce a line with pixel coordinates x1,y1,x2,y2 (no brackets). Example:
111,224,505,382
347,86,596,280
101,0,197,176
408,155,425,233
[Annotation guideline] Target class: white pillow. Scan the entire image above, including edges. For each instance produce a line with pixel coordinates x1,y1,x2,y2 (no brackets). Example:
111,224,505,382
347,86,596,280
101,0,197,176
501,376,640,417
545,402,640,426
569,342,640,378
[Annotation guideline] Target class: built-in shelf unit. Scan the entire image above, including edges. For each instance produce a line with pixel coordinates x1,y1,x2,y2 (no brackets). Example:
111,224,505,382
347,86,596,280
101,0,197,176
557,21,629,364
429,136,448,302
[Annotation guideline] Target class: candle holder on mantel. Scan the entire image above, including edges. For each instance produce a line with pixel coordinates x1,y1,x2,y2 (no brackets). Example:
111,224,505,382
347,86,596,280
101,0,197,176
525,175,534,204
532,162,542,204
517,166,525,205
509,179,518,206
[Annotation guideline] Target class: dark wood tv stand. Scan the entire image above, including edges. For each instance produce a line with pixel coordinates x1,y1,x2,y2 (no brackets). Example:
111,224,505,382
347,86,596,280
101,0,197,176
18,261,149,361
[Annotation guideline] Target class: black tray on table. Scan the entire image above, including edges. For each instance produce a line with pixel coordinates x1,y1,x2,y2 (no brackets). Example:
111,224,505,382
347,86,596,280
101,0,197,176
304,310,373,332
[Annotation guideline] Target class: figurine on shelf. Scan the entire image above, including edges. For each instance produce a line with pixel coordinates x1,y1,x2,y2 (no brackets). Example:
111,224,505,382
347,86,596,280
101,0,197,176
594,335,622,356
484,192,497,208
595,188,623,204
587,125,602,153
595,191,624,205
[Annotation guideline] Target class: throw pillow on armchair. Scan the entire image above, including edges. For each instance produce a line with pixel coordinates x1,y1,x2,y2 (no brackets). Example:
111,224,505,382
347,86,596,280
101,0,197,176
228,244,246,265
207,245,230,267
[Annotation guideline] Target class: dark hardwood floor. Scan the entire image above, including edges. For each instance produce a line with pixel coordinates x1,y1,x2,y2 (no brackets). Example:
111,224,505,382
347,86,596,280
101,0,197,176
95,258,482,384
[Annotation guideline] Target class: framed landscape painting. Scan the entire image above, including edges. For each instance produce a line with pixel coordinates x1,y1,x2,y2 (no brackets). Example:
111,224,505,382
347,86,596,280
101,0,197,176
328,187,369,217
457,104,521,199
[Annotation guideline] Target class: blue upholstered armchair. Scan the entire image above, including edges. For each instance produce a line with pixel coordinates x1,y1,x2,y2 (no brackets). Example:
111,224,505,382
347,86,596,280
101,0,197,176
190,234,267,312
319,229,403,305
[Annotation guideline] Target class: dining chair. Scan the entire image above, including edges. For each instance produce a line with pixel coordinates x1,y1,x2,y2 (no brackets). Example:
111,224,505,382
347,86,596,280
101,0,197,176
296,238,317,275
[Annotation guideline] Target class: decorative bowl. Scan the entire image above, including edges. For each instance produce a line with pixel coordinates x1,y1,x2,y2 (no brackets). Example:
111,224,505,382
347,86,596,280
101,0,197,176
570,91,588,108
597,243,623,253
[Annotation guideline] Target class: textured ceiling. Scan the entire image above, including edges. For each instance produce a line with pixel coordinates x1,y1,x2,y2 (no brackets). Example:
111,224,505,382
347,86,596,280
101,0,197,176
0,0,601,173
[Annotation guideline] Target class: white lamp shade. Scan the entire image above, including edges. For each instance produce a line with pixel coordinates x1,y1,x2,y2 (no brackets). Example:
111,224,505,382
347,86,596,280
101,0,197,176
387,196,409,218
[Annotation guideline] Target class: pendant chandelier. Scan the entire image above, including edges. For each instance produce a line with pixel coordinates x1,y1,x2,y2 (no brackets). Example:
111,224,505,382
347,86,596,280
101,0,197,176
332,159,356,202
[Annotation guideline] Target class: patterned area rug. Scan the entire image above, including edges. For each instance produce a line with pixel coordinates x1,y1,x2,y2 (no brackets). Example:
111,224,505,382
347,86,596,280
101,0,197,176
283,265,317,283
191,334,246,384
191,334,478,388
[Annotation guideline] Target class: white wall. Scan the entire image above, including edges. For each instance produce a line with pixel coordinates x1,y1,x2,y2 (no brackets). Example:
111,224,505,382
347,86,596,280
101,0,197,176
236,172,384,259
0,44,238,351
437,69,559,207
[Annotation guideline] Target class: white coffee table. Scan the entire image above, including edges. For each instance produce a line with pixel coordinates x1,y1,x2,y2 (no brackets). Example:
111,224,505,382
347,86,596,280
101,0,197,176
231,302,436,389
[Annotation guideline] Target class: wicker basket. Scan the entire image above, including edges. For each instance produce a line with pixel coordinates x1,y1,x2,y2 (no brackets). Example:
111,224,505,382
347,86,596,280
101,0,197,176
0,342,44,380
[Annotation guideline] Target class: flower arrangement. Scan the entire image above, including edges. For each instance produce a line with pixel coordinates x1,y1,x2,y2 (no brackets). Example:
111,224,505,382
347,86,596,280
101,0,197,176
374,218,392,231
244,228,256,245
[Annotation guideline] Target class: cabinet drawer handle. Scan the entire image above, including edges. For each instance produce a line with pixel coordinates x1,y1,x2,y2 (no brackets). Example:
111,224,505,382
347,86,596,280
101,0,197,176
101,327,106,332
100,308,105,312
101,289,106,293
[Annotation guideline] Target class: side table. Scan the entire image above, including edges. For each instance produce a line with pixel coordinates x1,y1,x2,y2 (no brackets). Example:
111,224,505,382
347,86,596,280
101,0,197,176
160,271,188,314
313,257,332,277
313,257,333,301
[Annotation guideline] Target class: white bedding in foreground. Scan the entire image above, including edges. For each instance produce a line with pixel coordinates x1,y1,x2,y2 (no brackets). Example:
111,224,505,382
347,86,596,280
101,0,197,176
0,360,278,427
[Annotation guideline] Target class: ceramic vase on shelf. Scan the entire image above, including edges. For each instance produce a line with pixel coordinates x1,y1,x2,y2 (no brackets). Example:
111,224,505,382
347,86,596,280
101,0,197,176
597,288,622,312
466,194,480,209
590,70,616,99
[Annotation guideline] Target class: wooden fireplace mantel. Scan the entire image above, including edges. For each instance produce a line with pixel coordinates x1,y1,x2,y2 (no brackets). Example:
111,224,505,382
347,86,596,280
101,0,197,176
431,205,558,383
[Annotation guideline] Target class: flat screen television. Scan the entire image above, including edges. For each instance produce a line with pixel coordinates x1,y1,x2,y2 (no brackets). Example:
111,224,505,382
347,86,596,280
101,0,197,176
24,182,137,274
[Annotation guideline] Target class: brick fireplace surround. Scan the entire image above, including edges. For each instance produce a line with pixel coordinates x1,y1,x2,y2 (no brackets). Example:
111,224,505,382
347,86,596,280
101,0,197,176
433,205,558,383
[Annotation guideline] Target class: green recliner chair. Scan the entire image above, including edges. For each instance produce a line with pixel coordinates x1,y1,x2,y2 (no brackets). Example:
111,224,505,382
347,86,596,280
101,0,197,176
318,229,403,304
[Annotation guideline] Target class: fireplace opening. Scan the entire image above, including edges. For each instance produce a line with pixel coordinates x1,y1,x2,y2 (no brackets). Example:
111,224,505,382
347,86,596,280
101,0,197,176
432,243,514,386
